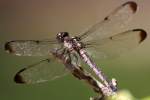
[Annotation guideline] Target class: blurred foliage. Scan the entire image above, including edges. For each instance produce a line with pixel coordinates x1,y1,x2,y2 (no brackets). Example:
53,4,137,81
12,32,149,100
107,90,136,100
106,90,150,100
141,96,150,100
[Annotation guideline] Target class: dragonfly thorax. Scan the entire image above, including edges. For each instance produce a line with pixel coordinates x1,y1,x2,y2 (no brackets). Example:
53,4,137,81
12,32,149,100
63,38,84,52
56,32,84,51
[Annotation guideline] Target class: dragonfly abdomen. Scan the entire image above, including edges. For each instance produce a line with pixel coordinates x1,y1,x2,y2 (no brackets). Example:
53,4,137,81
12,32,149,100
79,49,116,95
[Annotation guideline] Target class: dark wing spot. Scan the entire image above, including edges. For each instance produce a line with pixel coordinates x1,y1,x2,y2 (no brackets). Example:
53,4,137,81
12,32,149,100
122,1,137,13
104,16,108,21
109,36,113,40
104,1,137,21
133,29,147,43
35,40,40,44
5,41,14,53
14,68,26,84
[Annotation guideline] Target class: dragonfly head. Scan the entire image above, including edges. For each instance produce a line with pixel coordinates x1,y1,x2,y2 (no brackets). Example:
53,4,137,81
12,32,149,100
56,32,69,42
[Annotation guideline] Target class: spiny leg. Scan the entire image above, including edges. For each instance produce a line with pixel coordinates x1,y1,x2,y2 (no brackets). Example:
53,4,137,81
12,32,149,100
71,52,81,67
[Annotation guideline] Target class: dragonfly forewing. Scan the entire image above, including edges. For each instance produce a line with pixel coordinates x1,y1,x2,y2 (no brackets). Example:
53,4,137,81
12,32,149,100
79,1,137,42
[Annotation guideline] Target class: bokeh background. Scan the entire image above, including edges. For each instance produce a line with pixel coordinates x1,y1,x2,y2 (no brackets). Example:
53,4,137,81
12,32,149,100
0,0,150,100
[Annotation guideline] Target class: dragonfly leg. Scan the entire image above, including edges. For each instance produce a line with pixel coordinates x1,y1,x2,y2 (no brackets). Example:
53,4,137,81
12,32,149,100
65,50,71,63
45,58,51,62
90,95,104,100
71,53,80,67
55,45,64,54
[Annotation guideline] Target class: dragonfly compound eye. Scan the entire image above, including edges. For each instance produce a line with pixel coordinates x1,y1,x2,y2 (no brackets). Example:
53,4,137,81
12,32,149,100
56,32,69,42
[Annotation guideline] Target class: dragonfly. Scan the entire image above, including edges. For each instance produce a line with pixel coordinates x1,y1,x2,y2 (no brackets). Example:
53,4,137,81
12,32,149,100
5,1,147,96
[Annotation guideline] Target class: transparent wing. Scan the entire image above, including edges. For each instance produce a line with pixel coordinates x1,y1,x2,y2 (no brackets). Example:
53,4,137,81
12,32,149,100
5,39,61,56
79,1,137,42
85,29,147,60
14,57,69,84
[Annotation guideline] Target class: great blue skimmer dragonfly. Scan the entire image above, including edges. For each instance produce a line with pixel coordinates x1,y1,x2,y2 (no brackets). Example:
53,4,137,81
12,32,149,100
5,1,147,96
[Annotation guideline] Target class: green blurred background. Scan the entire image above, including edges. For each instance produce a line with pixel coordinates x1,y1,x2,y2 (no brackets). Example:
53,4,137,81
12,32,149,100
0,0,150,100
